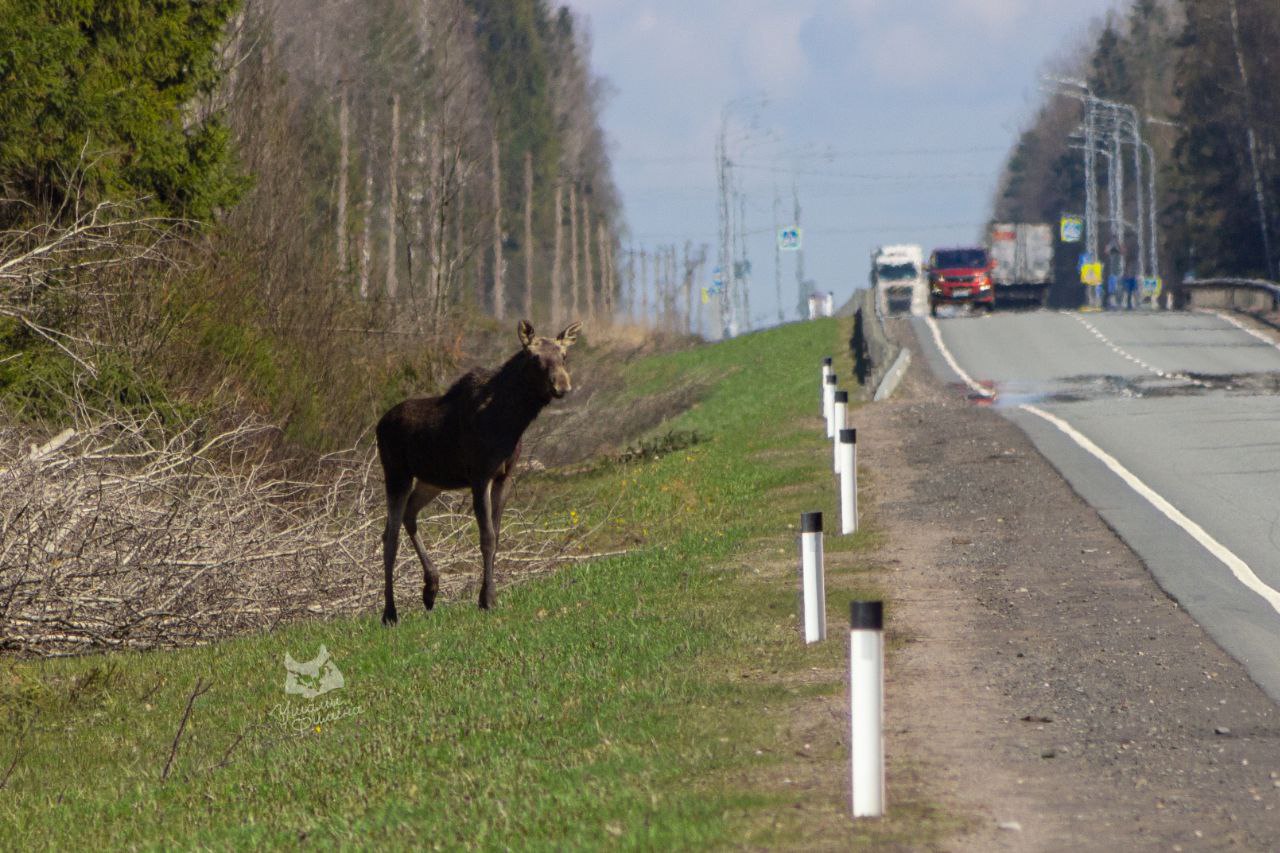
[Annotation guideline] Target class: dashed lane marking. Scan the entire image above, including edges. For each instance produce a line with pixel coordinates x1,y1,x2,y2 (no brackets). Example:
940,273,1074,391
1063,312,1210,388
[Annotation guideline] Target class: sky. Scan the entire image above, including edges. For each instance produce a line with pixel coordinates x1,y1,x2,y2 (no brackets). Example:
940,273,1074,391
566,0,1122,332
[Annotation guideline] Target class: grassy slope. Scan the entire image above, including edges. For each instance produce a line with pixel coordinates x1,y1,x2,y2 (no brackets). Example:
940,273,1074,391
0,317,949,849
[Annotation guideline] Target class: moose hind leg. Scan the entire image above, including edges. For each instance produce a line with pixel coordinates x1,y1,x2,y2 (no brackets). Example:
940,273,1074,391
490,466,515,548
403,482,442,611
382,478,412,626
471,481,497,610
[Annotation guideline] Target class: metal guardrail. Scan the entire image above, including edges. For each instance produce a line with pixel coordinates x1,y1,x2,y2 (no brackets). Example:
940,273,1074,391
1170,277,1280,311
850,289,899,395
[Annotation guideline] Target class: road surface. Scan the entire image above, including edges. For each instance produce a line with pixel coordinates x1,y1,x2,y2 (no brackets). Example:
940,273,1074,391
914,308,1280,703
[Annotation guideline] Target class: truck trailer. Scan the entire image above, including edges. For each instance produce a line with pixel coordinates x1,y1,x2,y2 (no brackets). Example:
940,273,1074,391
989,223,1053,307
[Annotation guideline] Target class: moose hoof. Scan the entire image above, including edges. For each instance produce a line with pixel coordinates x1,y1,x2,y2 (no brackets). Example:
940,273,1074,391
478,590,495,610
423,583,438,612
382,608,398,627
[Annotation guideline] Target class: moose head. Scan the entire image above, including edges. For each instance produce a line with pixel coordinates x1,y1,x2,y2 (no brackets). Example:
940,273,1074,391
517,320,581,400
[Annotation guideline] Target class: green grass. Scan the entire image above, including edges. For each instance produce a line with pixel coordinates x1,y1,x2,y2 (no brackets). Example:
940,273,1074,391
0,318,953,849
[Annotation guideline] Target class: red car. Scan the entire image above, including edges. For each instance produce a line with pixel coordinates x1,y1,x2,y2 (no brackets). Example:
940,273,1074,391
928,247,995,316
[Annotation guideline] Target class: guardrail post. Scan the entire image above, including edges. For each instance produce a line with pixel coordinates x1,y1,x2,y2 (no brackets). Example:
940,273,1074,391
839,428,857,534
799,512,826,643
850,600,884,818
831,391,848,473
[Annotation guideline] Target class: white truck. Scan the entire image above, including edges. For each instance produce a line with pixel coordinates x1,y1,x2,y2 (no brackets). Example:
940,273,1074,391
988,223,1053,307
871,244,927,316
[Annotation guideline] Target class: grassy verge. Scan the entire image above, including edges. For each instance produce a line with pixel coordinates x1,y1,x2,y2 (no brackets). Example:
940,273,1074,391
0,317,955,849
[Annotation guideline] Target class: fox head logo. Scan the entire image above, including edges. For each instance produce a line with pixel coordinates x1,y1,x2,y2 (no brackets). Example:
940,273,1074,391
283,645,345,698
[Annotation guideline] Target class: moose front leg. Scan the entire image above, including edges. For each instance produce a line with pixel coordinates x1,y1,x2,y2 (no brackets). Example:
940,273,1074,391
403,482,442,611
472,480,497,609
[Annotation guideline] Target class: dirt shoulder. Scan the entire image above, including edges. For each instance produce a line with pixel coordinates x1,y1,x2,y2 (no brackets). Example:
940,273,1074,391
866,321,1280,850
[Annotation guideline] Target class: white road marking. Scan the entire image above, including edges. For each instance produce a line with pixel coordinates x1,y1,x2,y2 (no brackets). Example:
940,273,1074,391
923,316,993,398
1203,309,1280,352
1019,404,1280,617
923,312,1280,616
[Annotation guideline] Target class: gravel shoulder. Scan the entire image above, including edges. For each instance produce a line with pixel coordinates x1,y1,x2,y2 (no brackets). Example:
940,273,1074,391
868,320,1280,850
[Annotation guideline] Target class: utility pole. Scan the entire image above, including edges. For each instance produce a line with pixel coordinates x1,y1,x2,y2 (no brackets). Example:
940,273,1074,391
773,186,783,325
737,191,751,331
793,177,807,318
716,110,735,339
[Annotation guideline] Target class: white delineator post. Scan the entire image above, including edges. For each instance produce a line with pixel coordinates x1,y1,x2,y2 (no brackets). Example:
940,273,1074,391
821,356,833,413
799,511,826,643
824,374,837,437
839,428,858,534
831,390,848,473
849,600,885,818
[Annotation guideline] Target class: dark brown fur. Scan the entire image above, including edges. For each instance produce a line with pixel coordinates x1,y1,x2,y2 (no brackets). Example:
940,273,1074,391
375,320,581,623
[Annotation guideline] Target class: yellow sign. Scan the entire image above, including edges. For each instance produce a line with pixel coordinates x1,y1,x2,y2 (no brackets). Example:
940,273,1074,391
701,287,710,304
1080,263,1103,286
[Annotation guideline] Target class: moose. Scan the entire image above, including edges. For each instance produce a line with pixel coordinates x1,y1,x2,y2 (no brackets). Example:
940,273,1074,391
375,320,581,625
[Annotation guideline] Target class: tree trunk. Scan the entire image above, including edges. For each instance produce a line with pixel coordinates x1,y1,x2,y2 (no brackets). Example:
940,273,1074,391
551,182,564,328
336,92,349,273
582,194,595,321
491,133,505,318
359,151,373,300
428,128,442,320
600,222,614,322
639,248,648,328
569,183,580,319
1228,0,1276,277
523,151,534,323
385,93,400,300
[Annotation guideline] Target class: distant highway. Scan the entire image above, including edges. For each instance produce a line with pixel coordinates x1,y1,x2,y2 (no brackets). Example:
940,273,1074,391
914,308,1280,702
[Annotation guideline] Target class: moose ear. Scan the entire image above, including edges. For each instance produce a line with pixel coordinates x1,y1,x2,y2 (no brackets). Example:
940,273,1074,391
556,321,582,349
518,320,535,348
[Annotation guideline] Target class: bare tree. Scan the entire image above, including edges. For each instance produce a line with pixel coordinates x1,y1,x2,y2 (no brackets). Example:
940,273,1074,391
359,149,373,300
569,182,580,318
551,182,564,328
582,193,595,321
523,150,534,322
490,132,504,318
385,93,401,299
598,221,613,323
335,89,350,273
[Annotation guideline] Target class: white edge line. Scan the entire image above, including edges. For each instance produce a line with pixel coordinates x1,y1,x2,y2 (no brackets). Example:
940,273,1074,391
924,311,1280,615
923,316,993,398
1019,403,1280,616
1204,308,1280,352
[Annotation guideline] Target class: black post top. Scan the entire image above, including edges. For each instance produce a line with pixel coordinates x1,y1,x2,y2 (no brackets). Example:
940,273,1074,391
834,390,848,403
839,428,857,444
850,600,883,630
801,511,823,533
822,356,833,366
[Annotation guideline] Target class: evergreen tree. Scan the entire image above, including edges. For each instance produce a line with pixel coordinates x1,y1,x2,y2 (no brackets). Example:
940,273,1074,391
0,0,246,223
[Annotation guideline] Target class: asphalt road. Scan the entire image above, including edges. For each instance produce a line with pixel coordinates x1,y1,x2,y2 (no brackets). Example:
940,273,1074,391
913,307,1280,703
